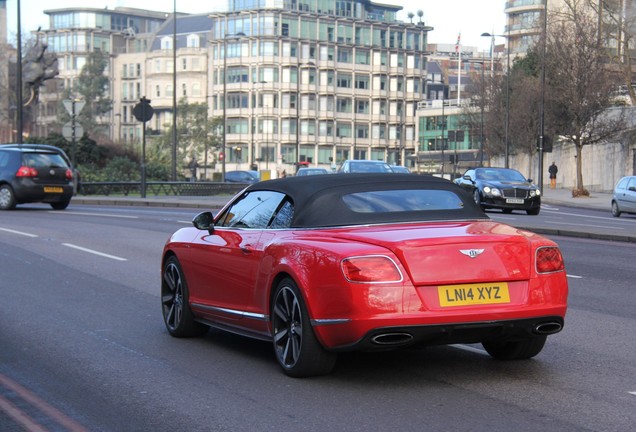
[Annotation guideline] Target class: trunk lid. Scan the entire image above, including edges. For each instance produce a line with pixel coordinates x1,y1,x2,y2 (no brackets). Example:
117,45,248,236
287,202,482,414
333,221,533,285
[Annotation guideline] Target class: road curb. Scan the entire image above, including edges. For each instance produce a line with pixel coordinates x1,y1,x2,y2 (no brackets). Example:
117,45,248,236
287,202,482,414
516,227,636,243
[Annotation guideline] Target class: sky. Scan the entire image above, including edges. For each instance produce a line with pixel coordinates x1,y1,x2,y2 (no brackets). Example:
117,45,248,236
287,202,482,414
5,0,507,53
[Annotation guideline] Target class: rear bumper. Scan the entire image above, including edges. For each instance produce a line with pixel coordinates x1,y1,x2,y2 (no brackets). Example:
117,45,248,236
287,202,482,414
12,180,73,204
319,315,564,352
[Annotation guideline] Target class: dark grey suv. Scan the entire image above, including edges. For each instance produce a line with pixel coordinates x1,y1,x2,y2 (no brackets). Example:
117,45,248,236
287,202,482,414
0,144,74,210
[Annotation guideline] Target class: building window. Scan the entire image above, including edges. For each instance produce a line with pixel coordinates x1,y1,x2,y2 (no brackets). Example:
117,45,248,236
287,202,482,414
187,34,200,48
182,58,187,70
337,47,352,63
336,73,352,89
355,74,369,90
161,36,173,50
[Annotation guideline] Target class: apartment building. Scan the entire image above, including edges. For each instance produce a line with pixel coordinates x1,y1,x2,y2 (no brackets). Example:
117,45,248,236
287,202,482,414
33,6,170,138
32,1,433,176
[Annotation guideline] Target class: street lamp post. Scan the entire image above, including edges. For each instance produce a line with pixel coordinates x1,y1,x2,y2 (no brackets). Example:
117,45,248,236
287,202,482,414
537,0,548,192
481,31,511,168
171,0,177,180
440,99,446,178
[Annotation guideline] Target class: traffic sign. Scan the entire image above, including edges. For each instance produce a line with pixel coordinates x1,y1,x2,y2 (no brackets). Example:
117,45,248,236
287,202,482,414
63,99,85,116
133,97,154,122
62,121,84,142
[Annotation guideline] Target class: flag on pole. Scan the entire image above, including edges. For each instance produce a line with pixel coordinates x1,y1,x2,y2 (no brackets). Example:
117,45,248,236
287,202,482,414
455,33,461,53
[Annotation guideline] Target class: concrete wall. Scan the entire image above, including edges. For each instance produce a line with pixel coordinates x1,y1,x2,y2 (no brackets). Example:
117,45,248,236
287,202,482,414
491,140,636,193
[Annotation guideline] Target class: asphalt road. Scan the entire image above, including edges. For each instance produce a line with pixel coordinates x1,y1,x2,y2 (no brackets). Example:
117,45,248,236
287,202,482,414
1,204,635,431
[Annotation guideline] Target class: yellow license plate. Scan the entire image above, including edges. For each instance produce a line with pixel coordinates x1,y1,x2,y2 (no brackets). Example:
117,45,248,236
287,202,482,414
438,282,510,307
44,186,64,193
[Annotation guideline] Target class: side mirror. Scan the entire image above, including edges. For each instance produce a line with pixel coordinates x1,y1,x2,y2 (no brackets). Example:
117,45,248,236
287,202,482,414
192,211,215,234
462,175,472,181
527,178,534,183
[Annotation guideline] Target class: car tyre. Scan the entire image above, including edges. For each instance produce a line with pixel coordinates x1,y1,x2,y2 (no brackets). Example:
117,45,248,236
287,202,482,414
482,335,547,360
611,201,621,217
526,207,540,216
161,255,207,338
0,185,17,210
271,278,337,377
473,189,482,207
50,199,71,210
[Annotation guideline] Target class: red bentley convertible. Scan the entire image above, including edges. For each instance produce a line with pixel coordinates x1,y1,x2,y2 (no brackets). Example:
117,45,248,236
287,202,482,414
161,173,568,377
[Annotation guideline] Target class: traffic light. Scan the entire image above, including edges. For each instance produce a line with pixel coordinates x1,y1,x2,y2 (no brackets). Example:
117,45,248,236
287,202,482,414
537,135,553,152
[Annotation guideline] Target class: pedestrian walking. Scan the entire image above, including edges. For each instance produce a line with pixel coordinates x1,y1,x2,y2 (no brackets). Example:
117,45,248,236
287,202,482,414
548,162,558,189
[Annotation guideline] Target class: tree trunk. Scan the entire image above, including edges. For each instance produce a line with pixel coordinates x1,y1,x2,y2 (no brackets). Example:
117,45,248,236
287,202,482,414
575,141,584,191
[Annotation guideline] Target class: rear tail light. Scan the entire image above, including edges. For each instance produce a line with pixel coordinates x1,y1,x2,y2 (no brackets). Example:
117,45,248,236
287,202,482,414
536,246,565,273
66,169,74,180
341,255,403,283
16,166,38,177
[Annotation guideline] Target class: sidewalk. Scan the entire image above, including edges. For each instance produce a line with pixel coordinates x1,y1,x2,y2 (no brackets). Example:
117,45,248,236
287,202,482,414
539,187,612,211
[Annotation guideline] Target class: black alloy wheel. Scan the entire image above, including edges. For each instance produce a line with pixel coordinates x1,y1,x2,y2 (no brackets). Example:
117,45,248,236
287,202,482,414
271,278,336,377
161,255,207,337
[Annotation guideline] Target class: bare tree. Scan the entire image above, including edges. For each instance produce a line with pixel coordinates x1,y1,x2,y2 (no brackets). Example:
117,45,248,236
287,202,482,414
546,0,625,193
588,0,636,104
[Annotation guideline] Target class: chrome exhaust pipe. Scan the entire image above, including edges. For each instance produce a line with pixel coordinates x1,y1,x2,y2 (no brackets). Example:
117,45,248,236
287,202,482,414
534,321,563,335
371,332,414,345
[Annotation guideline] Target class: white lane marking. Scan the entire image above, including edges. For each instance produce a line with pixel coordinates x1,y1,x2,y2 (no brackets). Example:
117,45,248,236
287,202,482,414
62,243,127,261
629,391,636,396
547,209,636,224
48,211,138,219
451,344,488,355
567,274,583,279
549,221,624,230
0,227,38,238
177,220,192,224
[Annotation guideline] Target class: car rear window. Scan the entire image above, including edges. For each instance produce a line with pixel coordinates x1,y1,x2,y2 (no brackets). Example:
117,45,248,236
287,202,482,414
22,153,69,169
342,189,465,213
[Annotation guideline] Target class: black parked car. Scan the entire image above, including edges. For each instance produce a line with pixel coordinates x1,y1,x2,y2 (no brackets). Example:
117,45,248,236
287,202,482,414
0,144,74,210
455,167,541,215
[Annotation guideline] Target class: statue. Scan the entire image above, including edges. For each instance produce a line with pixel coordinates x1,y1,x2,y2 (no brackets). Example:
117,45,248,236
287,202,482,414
22,32,59,107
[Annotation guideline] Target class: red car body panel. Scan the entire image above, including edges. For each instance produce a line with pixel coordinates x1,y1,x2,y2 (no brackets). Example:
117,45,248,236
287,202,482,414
164,219,568,350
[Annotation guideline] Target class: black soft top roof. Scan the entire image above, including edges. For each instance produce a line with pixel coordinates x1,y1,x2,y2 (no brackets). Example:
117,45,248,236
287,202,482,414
244,173,487,228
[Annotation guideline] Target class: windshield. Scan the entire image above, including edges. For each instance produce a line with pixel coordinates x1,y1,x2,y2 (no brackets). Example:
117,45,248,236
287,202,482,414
476,168,526,182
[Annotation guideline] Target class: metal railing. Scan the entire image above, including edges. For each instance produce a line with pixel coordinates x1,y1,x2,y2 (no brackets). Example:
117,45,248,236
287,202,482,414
78,182,246,197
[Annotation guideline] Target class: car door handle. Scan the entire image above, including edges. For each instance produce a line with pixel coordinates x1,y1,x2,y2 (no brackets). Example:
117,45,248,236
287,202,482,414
241,245,254,254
